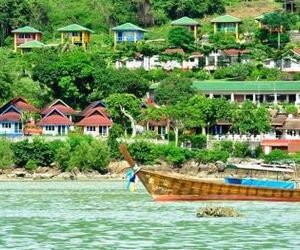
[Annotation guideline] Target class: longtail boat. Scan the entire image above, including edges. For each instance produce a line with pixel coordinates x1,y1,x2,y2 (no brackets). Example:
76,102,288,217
119,144,300,202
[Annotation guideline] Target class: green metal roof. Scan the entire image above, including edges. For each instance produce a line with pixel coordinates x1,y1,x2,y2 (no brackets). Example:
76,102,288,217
11,26,42,33
171,16,199,26
192,81,300,93
57,24,94,33
112,23,146,32
17,40,45,48
211,15,241,23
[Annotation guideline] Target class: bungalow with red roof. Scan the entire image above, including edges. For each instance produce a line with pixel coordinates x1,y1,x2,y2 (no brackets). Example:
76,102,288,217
264,49,300,73
0,106,23,136
0,97,39,136
38,109,73,136
41,99,77,121
77,108,112,137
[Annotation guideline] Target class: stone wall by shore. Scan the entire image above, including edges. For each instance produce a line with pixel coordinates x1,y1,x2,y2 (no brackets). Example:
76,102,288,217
0,158,298,182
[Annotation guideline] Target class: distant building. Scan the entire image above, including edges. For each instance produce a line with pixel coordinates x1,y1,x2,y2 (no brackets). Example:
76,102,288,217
192,81,300,104
11,26,42,52
211,14,242,40
77,102,112,137
263,49,300,73
0,97,39,136
41,99,77,122
285,0,296,12
57,24,94,49
171,16,199,41
112,23,146,47
37,108,73,136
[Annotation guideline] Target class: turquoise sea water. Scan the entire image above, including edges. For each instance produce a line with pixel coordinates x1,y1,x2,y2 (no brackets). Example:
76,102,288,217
0,181,299,249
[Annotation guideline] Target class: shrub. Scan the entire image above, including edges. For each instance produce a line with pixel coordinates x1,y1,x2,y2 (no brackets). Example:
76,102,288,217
233,142,250,158
12,138,55,167
159,144,188,166
180,134,207,149
55,143,72,171
0,138,14,169
25,159,38,172
263,149,290,163
57,138,111,173
107,124,124,159
128,141,158,165
195,149,229,164
213,141,233,154
87,140,111,173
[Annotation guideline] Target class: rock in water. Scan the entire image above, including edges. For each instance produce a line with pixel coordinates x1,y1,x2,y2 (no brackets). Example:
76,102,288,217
196,206,242,218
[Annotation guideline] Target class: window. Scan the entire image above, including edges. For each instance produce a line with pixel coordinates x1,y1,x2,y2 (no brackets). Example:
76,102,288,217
148,125,155,131
19,33,31,39
283,59,291,68
99,126,108,136
2,123,11,129
158,126,166,136
45,126,55,131
87,126,96,132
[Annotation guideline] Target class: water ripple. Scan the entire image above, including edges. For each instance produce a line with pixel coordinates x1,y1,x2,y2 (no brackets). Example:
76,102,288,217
0,181,299,249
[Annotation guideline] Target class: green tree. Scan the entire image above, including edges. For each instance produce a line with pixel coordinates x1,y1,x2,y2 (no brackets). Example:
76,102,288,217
233,101,271,135
186,95,234,135
168,27,195,50
154,74,195,105
104,93,141,137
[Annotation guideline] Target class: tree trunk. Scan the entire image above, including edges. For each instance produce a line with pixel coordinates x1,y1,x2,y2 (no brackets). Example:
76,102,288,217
120,106,136,138
174,127,179,147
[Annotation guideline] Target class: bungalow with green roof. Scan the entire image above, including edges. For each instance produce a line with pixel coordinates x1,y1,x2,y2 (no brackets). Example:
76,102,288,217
171,16,199,41
211,14,242,40
11,26,42,52
149,80,300,105
57,24,94,49
112,23,146,47
192,80,300,104
17,40,45,54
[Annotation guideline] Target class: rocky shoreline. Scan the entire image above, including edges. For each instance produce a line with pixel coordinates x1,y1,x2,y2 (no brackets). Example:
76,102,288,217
0,158,298,182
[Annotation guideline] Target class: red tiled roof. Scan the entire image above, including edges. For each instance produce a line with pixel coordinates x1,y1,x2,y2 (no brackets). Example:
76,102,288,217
81,101,106,116
37,110,73,126
222,49,249,56
41,104,77,115
163,48,185,55
10,96,39,113
0,112,21,122
77,110,112,126
292,49,300,56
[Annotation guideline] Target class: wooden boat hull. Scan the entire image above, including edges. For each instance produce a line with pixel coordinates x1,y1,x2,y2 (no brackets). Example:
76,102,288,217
137,169,300,202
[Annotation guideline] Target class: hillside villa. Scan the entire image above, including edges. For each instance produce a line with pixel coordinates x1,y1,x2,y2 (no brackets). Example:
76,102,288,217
58,24,94,49
211,14,241,40
171,16,199,41
112,23,147,47
11,26,43,52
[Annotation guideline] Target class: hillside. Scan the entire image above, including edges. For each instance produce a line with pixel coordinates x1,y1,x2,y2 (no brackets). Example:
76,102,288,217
226,0,282,18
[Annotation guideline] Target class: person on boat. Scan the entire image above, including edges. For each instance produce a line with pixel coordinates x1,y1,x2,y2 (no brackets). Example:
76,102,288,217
126,168,137,192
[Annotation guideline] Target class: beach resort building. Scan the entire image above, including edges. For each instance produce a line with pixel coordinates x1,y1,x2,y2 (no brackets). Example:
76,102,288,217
171,16,199,41
263,49,300,73
112,23,146,47
37,108,73,136
11,26,43,52
191,81,300,104
0,97,39,136
41,99,77,122
77,101,112,137
58,24,94,49
77,109,112,137
211,14,242,40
